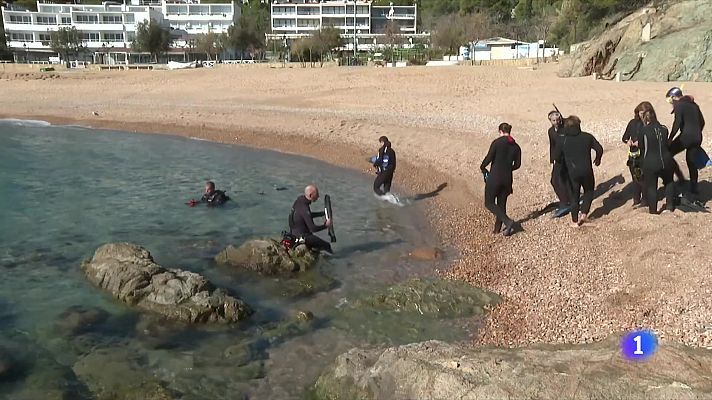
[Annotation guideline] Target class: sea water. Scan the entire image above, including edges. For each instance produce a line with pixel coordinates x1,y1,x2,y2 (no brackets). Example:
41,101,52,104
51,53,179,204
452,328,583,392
0,120,476,399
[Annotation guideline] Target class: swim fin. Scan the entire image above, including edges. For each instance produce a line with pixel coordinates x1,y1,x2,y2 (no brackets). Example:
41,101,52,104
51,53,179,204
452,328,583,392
553,206,571,218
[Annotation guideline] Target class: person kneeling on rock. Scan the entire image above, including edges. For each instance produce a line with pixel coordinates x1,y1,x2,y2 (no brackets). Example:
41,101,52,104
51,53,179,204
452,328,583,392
288,184,333,254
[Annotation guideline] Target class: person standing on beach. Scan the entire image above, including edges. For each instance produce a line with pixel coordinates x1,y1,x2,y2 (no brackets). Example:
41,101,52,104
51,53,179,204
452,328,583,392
480,123,521,236
666,87,705,197
622,102,650,207
554,116,603,227
640,107,676,214
373,136,397,196
547,110,571,217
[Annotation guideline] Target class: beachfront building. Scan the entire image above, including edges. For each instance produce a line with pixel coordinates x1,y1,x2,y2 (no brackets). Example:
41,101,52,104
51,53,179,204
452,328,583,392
266,0,427,53
466,37,560,61
1,0,239,64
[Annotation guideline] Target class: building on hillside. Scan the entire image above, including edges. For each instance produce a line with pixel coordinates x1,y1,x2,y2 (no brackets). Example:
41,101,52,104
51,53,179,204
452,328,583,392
266,0,428,53
1,0,239,64
467,37,559,61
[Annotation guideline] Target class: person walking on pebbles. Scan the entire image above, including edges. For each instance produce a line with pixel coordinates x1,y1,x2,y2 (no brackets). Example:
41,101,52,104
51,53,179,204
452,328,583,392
554,116,603,228
480,122,522,236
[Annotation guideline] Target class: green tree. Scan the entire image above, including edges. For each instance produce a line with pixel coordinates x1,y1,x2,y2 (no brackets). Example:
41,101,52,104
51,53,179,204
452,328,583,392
195,30,227,61
132,19,170,63
311,27,342,67
50,27,83,67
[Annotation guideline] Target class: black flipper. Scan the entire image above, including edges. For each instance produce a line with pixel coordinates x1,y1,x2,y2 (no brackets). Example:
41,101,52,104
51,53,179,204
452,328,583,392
324,194,336,243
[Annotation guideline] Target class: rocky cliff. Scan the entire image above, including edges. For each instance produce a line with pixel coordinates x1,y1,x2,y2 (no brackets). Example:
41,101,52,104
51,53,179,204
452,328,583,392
559,0,712,81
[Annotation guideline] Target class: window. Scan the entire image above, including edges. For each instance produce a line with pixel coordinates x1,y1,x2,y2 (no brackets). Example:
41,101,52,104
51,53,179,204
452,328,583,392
81,32,100,42
75,15,99,23
102,15,122,24
124,14,135,23
36,16,57,25
9,15,32,24
103,33,124,42
60,16,71,25
273,18,295,28
38,33,52,42
322,6,344,14
10,33,33,42
297,6,319,15
273,6,295,15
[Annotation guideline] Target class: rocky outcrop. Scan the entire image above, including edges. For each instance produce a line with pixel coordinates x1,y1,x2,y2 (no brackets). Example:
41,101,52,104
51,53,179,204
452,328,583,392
559,0,712,81
215,238,318,274
312,337,712,400
81,243,252,324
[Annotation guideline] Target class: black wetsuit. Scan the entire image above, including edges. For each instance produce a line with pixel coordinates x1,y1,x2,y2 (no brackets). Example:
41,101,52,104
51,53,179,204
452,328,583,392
201,190,229,206
554,126,603,223
622,118,645,204
642,122,675,214
480,135,521,233
373,143,396,195
289,195,332,253
548,124,570,208
669,96,705,194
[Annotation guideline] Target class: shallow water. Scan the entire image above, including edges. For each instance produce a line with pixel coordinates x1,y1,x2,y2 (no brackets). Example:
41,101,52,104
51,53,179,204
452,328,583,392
0,120,475,399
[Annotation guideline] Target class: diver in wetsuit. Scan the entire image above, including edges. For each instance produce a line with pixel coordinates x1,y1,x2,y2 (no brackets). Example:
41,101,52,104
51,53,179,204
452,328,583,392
373,136,397,196
640,107,676,214
289,184,333,253
201,181,229,206
666,87,705,197
554,116,603,227
547,110,571,217
480,122,522,236
622,102,650,207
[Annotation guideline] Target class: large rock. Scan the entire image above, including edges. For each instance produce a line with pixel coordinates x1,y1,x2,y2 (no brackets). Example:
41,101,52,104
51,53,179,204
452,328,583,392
559,0,712,81
81,243,252,324
312,338,712,400
215,239,318,275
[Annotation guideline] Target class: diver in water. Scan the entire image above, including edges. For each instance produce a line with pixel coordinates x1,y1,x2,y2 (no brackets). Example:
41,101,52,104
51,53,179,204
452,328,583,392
547,110,571,217
622,102,650,207
554,116,603,227
640,106,675,214
666,87,705,197
480,122,521,236
187,181,229,207
201,181,229,206
288,184,333,253
373,136,397,196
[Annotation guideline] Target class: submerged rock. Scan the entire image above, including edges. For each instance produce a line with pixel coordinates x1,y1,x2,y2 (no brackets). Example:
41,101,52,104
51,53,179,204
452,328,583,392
278,269,339,298
81,243,252,324
312,338,712,400
407,247,443,261
73,347,175,400
356,278,501,318
56,305,110,336
215,239,318,275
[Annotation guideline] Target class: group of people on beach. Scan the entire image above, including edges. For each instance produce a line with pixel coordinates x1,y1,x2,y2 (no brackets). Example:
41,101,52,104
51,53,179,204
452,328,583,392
481,86,706,235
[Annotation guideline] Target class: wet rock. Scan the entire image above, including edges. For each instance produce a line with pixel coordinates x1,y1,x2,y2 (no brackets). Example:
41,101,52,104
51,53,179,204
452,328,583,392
56,305,110,336
312,337,712,400
278,269,339,298
215,239,318,275
73,347,176,400
408,247,443,261
356,278,500,318
81,243,252,324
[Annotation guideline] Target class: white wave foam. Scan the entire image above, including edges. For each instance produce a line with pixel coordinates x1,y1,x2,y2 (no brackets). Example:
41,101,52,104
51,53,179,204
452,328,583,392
375,192,409,207
0,118,52,127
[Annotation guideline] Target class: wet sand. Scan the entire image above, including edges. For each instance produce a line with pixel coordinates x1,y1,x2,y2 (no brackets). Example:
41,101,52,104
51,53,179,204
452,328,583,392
2,63,712,347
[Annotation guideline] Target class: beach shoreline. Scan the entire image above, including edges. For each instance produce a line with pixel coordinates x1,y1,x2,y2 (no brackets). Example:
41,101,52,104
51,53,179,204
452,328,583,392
3,65,712,348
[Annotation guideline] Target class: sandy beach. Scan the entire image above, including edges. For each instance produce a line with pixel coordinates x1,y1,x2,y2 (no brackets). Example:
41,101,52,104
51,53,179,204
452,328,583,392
2,63,712,348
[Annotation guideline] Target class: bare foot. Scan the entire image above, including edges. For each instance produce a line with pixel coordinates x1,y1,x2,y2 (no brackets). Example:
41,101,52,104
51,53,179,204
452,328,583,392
578,213,588,226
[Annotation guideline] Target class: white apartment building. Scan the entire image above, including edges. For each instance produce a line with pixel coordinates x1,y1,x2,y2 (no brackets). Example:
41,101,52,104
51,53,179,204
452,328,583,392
267,0,426,51
1,0,239,64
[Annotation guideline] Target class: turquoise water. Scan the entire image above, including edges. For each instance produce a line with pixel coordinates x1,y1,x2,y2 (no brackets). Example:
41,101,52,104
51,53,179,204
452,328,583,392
0,120,474,399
